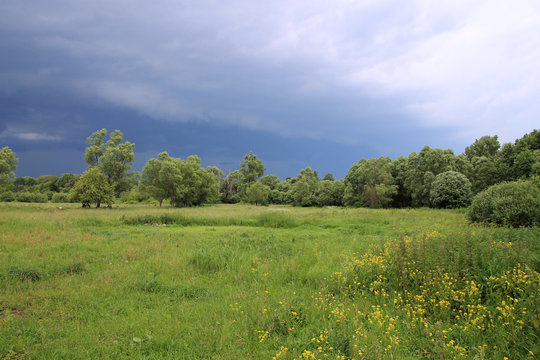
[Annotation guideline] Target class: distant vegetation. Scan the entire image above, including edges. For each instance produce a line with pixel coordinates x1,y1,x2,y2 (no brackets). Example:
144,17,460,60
1,129,539,226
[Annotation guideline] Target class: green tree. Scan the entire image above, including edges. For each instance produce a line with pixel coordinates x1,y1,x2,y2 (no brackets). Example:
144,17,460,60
469,156,499,194
403,147,458,207
141,152,181,207
344,157,397,208
0,146,18,191
206,166,224,183
464,135,500,161
13,176,35,189
141,153,218,207
323,173,335,181
84,129,135,195
316,179,344,206
245,181,269,205
238,151,265,199
390,156,412,207
495,130,540,181
291,167,319,206
239,151,266,183
220,170,242,204
56,173,80,193
36,175,59,193
429,171,472,208
69,167,114,208
174,155,219,207
277,178,295,205
260,174,280,190
513,149,539,178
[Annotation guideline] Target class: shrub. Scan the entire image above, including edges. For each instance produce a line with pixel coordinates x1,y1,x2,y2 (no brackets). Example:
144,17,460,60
467,179,540,227
15,191,48,203
0,191,15,202
118,187,150,204
51,192,70,203
429,171,472,208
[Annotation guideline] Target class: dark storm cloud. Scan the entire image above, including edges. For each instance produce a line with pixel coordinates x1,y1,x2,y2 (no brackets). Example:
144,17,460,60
1,0,539,177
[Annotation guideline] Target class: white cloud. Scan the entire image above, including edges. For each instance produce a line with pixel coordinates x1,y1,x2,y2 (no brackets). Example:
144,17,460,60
348,1,540,143
0,128,63,142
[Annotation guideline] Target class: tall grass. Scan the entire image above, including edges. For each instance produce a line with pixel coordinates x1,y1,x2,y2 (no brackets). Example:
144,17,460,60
0,203,537,359
121,212,299,228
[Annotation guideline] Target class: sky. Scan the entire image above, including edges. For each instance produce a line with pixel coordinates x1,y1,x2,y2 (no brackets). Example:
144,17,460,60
1,0,539,179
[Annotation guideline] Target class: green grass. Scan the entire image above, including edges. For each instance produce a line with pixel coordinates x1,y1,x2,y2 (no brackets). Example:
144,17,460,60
0,203,538,359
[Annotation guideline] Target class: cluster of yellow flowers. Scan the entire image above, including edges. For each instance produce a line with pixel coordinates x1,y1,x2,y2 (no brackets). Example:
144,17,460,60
255,232,537,360
295,233,537,359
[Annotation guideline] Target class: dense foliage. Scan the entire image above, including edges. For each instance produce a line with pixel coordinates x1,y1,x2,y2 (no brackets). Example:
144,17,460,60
84,128,135,196
429,171,472,208
141,152,219,207
69,167,115,208
14,192,48,203
467,179,540,227
0,146,18,191
2,129,540,226
344,157,396,208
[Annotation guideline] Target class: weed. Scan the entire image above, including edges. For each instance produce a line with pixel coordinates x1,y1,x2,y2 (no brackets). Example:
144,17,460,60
8,267,42,282
63,261,85,275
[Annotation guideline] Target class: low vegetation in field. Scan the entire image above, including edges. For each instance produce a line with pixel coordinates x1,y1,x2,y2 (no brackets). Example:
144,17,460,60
281,232,539,359
0,203,538,359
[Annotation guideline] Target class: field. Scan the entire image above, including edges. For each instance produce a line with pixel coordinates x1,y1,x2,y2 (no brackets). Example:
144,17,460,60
0,203,538,359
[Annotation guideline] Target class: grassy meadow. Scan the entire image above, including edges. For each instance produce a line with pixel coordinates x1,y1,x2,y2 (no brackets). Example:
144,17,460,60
0,203,538,359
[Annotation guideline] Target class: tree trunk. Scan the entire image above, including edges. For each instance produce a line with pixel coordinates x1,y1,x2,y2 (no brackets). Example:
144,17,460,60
159,199,163,207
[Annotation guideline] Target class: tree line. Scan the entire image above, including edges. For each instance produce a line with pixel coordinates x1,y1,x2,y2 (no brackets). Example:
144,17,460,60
1,129,539,209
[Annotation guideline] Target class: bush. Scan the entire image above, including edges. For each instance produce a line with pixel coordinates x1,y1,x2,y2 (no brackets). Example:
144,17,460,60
118,187,150,204
0,191,15,202
51,192,70,203
429,171,472,208
15,191,48,203
467,179,540,227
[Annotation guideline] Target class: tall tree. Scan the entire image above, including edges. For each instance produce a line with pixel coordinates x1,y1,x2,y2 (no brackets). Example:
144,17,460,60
260,174,281,190
403,147,458,207
220,170,242,203
239,151,266,183
344,157,396,208
464,135,500,161
0,146,18,191
84,129,135,195
141,152,181,206
390,156,412,207
141,153,219,207
56,173,80,193
495,130,540,181
317,179,344,206
291,167,319,206
175,155,219,207
238,151,265,201
469,156,499,194
245,181,269,205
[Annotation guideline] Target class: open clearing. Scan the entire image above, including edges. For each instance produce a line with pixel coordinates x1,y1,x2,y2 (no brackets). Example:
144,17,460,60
0,203,538,359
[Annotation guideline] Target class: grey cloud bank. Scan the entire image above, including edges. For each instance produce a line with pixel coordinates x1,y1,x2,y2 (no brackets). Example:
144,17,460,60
1,0,539,177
